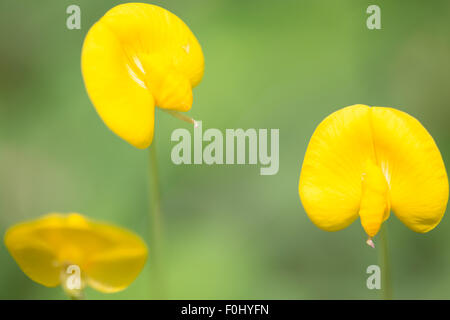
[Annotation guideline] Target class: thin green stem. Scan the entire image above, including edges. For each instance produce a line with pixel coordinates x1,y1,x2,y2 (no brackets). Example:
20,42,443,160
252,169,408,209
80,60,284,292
148,143,166,299
161,109,198,127
378,224,392,300
68,291,84,300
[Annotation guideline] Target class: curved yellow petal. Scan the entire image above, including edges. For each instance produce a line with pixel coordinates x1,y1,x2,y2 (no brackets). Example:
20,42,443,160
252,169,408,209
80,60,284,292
371,107,448,232
82,20,155,149
4,232,61,287
82,221,147,293
81,3,204,148
359,159,390,237
4,213,148,293
299,105,376,231
84,247,148,293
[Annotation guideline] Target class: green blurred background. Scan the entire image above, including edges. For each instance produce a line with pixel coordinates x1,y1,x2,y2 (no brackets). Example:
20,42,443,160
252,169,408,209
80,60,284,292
0,0,449,299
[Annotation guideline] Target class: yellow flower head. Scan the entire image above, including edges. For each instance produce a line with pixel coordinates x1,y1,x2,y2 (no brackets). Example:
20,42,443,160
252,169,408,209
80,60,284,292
299,105,449,246
4,213,148,294
81,3,204,148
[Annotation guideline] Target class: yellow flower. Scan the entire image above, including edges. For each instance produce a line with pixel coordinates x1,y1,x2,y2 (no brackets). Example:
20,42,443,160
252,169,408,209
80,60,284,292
4,213,148,294
81,3,204,149
299,105,448,246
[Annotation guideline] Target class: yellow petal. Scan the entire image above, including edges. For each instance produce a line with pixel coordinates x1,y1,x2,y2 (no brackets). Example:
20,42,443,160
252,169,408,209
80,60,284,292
84,247,148,293
371,107,448,232
82,20,155,149
359,159,390,237
4,213,148,292
4,234,61,287
81,3,204,148
299,105,376,231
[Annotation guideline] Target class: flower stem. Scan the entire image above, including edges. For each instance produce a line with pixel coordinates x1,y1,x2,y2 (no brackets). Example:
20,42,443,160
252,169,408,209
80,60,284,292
147,142,166,299
68,291,84,300
378,224,392,300
161,109,198,127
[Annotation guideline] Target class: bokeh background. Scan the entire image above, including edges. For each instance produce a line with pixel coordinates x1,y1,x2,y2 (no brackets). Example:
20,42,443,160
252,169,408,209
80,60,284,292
1,0,449,299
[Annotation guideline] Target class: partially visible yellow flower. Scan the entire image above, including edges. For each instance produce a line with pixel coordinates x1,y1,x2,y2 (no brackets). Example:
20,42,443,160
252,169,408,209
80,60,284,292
4,213,148,294
299,105,448,246
81,3,204,148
